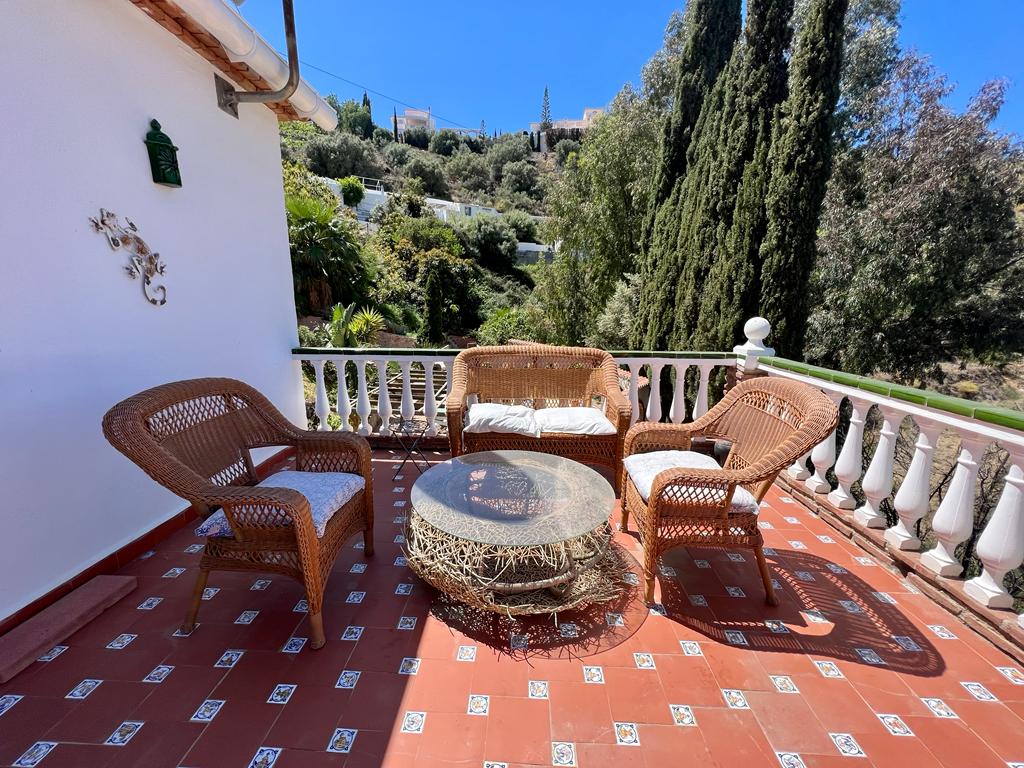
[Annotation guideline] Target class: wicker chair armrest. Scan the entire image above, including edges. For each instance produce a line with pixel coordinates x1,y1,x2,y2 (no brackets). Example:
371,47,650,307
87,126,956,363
623,421,701,456
446,371,468,456
200,485,319,546
602,382,632,434
294,430,371,478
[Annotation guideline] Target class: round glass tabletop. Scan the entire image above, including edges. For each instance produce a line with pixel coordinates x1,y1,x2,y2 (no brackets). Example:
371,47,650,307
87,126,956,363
410,450,614,546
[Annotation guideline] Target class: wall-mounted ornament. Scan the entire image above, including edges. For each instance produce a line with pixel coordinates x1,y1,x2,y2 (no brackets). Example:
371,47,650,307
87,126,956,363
143,119,181,187
89,209,167,306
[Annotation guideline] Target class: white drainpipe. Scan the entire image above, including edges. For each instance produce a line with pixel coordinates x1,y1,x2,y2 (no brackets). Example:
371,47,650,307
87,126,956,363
171,0,338,131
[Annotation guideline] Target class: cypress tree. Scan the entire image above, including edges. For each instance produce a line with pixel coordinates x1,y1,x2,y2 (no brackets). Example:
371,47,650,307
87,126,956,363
392,107,399,142
758,0,849,356
691,0,794,351
635,0,792,350
633,0,742,348
640,0,742,252
361,91,372,121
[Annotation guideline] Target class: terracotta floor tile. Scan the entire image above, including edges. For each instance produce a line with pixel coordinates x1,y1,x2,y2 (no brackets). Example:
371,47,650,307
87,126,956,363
483,696,551,765
549,680,616,743
4,458,1024,768
745,689,838,754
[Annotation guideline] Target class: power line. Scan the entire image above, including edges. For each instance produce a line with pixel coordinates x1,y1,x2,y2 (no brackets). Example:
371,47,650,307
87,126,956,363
283,54,478,131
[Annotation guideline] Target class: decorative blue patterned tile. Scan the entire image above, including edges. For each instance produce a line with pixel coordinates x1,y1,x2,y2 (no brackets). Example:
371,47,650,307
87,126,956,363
399,657,421,675
921,697,958,719
876,713,913,736
722,689,749,709
829,733,865,757
457,645,477,662
66,679,102,699
246,747,281,768
214,650,244,669
281,637,306,654
104,721,143,746
529,680,549,699
551,741,577,766
12,741,57,767
341,626,364,641
669,704,696,726
335,670,361,689
400,711,426,733
106,633,137,650
614,722,640,746
467,694,490,715
190,699,225,723
771,675,799,694
582,666,604,684
326,728,358,753
36,646,67,662
142,665,174,683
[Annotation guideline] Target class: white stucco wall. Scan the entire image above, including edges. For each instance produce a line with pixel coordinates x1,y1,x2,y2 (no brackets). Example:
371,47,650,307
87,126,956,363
0,1,305,622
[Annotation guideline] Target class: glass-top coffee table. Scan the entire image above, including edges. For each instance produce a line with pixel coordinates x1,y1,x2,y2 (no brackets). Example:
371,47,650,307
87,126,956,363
405,450,623,614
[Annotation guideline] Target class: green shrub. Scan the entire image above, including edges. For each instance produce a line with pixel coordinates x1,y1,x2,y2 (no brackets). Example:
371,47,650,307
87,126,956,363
338,176,365,207
477,307,536,345
447,150,491,192
429,128,463,157
453,214,518,274
404,125,432,149
499,160,540,197
328,96,373,139
282,162,337,211
404,153,449,198
554,139,581,166
501,209,539,243
487,133,532,181
383,142,411,168
304,132,383,179
371,126,394,147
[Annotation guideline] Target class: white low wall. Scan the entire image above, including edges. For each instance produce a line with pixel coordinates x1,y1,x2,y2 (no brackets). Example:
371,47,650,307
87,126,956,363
0,0,305,622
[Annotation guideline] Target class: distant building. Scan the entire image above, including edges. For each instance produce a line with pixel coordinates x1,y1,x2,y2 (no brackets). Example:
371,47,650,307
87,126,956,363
529,107,603,134
396,108,435,137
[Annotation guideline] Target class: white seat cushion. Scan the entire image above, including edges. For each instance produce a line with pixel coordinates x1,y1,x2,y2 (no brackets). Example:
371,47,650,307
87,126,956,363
196,470,365,539
464,403,540,437
534,406,617,436
622,450,760,513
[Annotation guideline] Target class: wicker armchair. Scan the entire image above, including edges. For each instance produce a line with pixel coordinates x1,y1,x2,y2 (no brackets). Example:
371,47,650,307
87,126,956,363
446,345,631,482
102,378,373,649
620,377,838,604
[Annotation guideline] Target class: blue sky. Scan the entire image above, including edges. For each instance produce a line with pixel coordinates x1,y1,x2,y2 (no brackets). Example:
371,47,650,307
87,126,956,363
238,0,1023,136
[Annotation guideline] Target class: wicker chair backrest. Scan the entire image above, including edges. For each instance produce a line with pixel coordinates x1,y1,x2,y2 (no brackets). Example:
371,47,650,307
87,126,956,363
458,345,615,407
699,378,837,484
103,378,294,499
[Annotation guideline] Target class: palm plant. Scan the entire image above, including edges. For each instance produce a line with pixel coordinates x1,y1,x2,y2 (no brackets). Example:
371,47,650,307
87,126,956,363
286,194,370,316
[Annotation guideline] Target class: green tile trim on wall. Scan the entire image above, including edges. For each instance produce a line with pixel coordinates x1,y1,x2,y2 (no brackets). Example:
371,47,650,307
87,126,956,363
760,357,1024,434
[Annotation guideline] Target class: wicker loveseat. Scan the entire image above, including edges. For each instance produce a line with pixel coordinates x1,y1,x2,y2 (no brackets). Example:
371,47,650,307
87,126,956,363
620,377,838,604
446,345,631,482
102,378,373,649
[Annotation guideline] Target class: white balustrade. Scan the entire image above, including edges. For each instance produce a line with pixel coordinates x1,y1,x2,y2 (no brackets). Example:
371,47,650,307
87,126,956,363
965,460,1024,608
312,359,329,431
424,361,439,436
885,421,942,550
375,360,392,436
921,436,986,577
787,452,811,481
335,360,352,431
827,398,866,509
694,365,711,419
646,362,665,423
669,363,688,424
398,361,414,421
805,394,843,494
353,360,371,435
854,406,900,529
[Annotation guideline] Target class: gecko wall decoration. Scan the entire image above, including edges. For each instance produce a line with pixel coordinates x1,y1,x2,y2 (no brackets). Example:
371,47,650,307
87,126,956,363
89,208,167,306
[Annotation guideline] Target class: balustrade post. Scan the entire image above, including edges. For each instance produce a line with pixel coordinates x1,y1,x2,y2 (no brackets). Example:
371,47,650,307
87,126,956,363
375,360,392,436
805,394,843,494
398,360,414,421
312,359,329,431
885,420,942,550
787,452,811,481
853,406,900,529
693,365,711,419
335,360,352,432
921,436,986,577
965,460,1024,608
827,398,866,509
646,362,665,423
626,362,642,425
669,363,688,424
353,360,371,436
424,360,439,436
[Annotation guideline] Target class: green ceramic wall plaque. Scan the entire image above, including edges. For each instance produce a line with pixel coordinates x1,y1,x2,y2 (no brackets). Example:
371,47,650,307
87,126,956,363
143,119,181,187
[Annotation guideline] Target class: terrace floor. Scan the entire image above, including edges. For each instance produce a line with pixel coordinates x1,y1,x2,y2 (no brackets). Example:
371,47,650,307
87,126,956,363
2,451,1024,768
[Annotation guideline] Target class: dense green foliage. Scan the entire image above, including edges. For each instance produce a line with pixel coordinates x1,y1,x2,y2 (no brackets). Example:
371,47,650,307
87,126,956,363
404,125,432,149
807,59,1024,380
755,0,850,355
429,128,463,157
282,161,338,210
286,195,370,316
304,132,383,180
